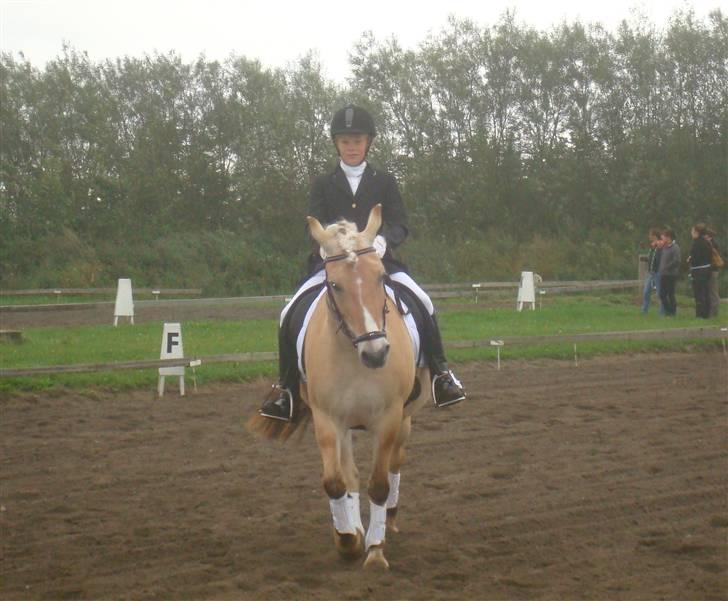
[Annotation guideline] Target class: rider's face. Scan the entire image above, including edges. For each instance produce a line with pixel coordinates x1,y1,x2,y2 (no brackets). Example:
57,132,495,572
334,134,370,166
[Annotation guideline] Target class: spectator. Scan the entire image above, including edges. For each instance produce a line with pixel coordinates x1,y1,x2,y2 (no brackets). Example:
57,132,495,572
705,228,722,318
687,223,714,319
658,229,681,317
641,228,664,314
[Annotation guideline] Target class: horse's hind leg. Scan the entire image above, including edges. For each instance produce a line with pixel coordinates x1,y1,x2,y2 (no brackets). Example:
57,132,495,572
386,416,412,533
313,411,364,560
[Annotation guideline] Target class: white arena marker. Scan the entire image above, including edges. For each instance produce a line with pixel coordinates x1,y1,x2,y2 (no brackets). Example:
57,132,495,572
472,283,482,304
517,271,537,312
113,278,134,326
188,359,202,392
490,339,504,370
158,323,185,397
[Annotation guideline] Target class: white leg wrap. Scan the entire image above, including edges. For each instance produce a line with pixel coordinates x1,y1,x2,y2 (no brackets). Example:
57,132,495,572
329,494,356,535
347,492,364,534
386,472,400,509
365,501,387,550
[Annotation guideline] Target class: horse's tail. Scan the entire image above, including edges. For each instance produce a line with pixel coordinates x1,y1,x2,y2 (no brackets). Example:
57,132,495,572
246,403,311,443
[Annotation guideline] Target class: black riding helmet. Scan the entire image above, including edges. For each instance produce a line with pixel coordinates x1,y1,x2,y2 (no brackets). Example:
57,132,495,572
330,105,377,139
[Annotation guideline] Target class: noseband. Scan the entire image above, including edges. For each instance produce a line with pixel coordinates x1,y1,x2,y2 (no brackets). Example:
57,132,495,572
323,247,389,347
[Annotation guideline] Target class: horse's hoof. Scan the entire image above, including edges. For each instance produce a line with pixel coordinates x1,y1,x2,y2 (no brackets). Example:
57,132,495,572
364,546,389,570
386,507,399,533
334,529,364,561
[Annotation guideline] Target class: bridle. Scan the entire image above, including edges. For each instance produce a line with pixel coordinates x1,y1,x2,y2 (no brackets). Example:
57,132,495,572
323,246,389,347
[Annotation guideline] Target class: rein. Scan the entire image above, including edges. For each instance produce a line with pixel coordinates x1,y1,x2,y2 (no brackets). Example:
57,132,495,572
323,247,389,347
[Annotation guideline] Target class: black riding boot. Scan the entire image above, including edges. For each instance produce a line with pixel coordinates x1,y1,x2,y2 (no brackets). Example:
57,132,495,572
259,286,321,422
259,326,298,422
426,314,466,407
391,282,465,408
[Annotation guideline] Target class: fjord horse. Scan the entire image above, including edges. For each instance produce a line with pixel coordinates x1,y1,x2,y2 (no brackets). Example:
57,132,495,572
249,205,430,569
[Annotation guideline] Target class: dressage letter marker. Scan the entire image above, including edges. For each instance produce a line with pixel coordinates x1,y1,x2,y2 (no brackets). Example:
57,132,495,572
517,271,536,311
113,278,134,326
158,323,185,397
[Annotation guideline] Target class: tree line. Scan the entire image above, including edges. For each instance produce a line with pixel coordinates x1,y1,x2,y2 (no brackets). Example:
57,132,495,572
1,9,726,294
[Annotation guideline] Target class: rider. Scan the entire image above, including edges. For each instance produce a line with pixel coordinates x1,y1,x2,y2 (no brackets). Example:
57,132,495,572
259,104,466,421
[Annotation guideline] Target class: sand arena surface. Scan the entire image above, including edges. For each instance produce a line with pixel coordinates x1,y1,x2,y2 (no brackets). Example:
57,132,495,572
1,352,726,600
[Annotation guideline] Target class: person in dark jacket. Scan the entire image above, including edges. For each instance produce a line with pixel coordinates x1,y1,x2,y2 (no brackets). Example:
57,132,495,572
687,223,714,319
259,105,465,422
641,228,663,314
658,228,681,317
705,228,721,318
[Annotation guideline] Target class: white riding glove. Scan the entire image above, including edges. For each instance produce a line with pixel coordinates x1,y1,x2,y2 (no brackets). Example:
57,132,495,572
373,235,387,258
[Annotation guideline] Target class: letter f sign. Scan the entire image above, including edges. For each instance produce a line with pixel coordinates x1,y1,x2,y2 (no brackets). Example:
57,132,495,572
167,332,180,354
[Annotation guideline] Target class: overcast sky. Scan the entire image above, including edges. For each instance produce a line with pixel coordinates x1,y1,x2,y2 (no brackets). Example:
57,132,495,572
1,0,724,82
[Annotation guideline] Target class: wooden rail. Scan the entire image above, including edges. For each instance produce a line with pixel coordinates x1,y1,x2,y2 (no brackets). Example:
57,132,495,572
1,327,724,378
0,352,277,377
0,288,202,296
448,326,727,348
0,295,290,313
1,280,641,311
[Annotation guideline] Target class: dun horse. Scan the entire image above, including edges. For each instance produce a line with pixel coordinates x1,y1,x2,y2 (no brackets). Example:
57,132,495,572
249,205,430,569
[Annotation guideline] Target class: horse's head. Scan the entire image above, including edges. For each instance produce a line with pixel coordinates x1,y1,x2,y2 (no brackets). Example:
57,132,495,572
308,205,390,369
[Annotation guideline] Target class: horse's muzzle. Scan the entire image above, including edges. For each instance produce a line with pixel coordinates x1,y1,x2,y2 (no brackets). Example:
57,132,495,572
359,341,390,369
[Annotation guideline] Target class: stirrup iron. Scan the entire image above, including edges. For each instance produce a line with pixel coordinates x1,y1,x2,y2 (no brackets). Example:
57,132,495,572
432,370,466,408
259,385,294,422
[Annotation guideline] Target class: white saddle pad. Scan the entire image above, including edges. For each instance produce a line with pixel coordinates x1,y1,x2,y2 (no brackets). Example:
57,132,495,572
296,286,422,381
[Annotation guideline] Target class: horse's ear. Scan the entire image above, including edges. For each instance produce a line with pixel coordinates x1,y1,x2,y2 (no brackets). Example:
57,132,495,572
362,204,382,244
307,216,327,245
308,216,338,255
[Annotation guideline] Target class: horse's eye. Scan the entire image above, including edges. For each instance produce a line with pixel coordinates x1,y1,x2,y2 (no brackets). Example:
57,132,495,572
329,281,342,292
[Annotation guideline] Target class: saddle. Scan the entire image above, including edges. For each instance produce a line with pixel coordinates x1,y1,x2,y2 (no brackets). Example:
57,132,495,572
281,280,425,380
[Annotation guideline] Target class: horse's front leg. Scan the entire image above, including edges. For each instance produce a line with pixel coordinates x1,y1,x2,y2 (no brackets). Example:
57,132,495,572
312,409,364,560
385,415,411,533
364,406,404,570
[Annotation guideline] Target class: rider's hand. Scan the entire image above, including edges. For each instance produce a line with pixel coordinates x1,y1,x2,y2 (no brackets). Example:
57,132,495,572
373,235,387,258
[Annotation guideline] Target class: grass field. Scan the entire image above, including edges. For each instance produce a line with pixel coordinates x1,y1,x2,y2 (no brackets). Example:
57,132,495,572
0,292,723,394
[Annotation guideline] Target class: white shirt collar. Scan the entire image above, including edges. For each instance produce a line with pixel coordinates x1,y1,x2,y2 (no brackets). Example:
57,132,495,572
340,160,367,194
340,160,366,177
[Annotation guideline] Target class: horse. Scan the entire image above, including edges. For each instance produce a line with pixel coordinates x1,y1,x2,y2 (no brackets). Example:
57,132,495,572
248,204,431,569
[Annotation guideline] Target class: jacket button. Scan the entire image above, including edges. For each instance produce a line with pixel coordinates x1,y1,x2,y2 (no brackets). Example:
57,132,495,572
352,203,357,208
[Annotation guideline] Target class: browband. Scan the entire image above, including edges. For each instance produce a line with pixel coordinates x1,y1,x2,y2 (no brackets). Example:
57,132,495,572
323,246,376,263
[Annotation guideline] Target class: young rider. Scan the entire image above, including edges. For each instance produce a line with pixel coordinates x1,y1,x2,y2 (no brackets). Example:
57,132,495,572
259,104,466,421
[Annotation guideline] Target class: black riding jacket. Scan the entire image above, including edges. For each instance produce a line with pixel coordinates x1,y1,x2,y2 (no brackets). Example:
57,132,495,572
307,162,409,274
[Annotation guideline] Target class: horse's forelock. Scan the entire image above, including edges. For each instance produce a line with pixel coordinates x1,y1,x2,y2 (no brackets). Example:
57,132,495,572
326,220,360,261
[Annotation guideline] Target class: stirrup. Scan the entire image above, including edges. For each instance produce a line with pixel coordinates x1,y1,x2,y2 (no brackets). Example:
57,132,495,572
432,370,466,408
259,385,294,422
